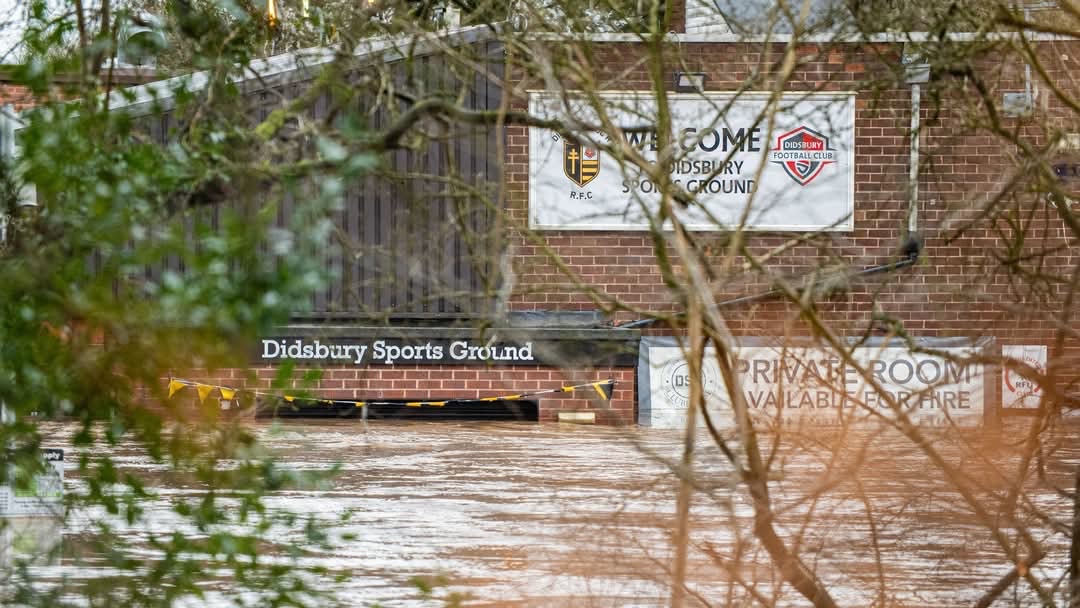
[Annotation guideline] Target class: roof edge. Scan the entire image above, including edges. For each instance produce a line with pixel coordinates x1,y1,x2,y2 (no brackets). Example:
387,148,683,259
525,30,1078,44
99,22,503,118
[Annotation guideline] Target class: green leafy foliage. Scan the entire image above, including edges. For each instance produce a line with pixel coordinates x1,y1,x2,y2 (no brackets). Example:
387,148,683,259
0,4,385,606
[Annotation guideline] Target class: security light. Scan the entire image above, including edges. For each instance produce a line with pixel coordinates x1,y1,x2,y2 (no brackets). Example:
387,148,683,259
901,43,930,84
674,72,706,92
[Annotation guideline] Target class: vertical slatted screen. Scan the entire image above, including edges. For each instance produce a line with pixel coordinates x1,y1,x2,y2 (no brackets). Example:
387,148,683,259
137,41,504,321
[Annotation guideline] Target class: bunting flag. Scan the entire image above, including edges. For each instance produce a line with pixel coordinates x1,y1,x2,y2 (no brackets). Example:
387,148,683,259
196,384,214,403
164,377,617,409
168,379,185,398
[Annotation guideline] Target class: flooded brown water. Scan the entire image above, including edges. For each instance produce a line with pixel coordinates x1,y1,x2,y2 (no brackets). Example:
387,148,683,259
20,419,1080,606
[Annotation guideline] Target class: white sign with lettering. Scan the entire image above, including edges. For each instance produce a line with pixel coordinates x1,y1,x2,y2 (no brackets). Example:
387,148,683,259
640,342,985,429
260,338,535,366
0,448,64,518
528,91,855,231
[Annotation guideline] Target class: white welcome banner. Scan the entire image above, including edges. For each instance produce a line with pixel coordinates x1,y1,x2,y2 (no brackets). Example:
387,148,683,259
639,339,986,429
528,91,855,231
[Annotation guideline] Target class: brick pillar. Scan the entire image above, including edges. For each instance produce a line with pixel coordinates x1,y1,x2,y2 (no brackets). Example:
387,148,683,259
668,0,686,33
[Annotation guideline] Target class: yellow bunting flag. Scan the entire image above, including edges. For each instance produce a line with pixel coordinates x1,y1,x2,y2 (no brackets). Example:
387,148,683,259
267,0,279,26
167,376,615,412
168,379,185,398
196,384,214,403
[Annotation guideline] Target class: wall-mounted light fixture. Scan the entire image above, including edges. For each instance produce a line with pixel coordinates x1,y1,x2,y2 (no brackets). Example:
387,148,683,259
674,71,707,93
901,43,930,84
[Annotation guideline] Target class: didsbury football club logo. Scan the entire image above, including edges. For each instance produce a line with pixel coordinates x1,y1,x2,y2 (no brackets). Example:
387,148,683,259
768,125,838,186
564,139,600,187
1004,354,1044,401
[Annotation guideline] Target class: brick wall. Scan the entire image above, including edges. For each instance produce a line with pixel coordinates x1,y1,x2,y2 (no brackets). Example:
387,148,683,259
501,36,1080,415
505,42,903,319
0,67,160,110
668,0,686,33
506,39,1080,347
0,82,38,111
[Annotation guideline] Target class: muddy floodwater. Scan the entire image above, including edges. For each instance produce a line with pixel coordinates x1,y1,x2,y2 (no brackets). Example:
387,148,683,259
18,419,1080,606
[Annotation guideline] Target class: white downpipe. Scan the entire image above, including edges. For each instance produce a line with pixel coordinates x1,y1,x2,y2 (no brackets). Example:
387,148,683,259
0,105,13,244
1025,7,1034,106
908,83,920,235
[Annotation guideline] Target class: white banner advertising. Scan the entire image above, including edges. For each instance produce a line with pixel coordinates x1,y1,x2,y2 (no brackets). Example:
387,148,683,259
639,339,986,429
0,448,64,518
528,91,855,231
1002,344,1047,409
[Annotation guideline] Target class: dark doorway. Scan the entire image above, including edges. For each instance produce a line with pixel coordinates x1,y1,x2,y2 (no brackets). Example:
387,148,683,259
257,399,539,421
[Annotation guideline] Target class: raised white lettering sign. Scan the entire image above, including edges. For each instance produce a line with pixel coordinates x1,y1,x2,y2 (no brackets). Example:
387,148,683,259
260,339,535,366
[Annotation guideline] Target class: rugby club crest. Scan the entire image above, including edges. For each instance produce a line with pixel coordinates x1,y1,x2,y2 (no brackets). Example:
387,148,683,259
768,126,837,186
564,140,600,187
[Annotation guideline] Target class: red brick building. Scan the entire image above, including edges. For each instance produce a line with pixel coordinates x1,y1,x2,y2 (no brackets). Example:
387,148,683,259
6,6,1076,425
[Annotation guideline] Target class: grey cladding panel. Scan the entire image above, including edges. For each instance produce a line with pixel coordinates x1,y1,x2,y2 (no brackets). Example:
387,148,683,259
120,41,505,321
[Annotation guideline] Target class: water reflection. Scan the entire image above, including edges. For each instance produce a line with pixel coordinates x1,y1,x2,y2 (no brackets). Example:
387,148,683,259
0,516,63,569
27,420,1080,606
